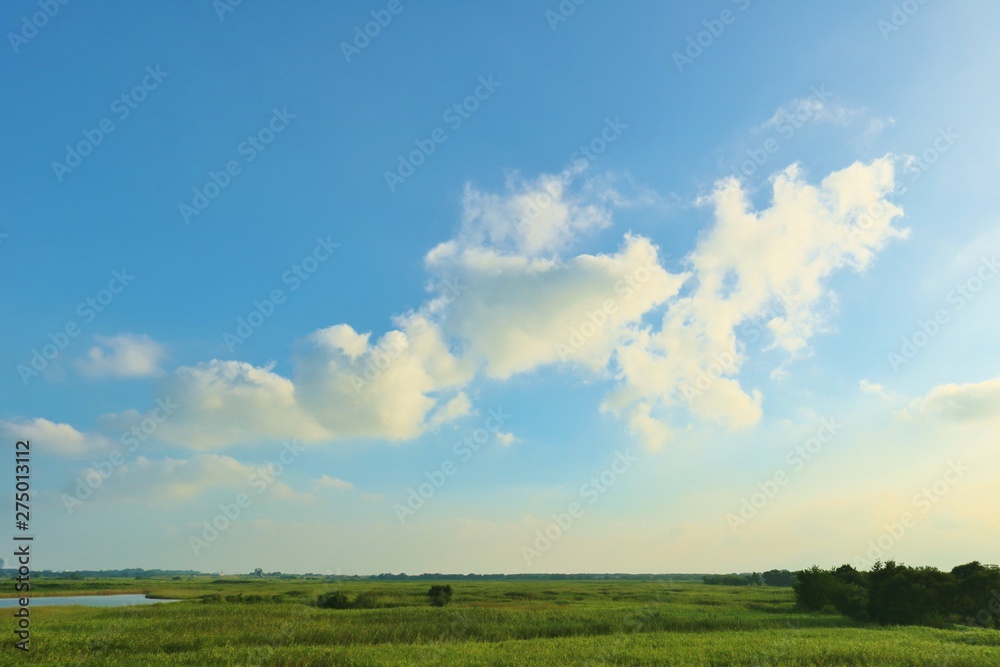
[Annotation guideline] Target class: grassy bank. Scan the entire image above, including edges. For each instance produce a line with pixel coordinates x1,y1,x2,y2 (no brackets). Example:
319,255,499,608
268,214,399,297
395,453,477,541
1,579,997,665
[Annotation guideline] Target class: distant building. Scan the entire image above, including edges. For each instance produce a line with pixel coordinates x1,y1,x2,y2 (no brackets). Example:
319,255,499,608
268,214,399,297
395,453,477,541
254,568,263,578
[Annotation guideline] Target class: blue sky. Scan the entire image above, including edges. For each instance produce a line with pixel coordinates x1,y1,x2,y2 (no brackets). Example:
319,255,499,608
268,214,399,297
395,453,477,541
2,0,999,575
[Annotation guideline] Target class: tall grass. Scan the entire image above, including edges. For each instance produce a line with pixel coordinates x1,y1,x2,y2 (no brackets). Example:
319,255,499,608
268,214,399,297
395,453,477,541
1,580,997,666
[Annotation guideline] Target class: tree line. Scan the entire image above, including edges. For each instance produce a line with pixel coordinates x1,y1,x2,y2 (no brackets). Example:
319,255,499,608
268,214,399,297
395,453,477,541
794,561,1000,628
702,570,797,587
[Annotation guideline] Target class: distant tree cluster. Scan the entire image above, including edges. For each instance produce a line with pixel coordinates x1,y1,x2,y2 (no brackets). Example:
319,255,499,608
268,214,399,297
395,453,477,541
702,570,796,587
703,574,755,586
315,590,383,610
427,584,453,607
795,561,1000,628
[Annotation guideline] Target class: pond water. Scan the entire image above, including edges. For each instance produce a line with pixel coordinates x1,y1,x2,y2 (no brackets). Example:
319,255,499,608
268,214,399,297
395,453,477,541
0,594,182,608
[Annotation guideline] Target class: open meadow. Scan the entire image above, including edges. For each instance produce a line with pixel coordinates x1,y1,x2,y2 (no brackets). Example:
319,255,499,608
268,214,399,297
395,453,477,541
2,578,999,666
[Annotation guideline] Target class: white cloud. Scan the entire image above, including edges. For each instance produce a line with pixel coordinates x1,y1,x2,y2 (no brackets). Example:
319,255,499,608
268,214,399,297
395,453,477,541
446,171,612,259
763,95,864,131
605,158,907,449
903,376,1000,422
314,475,353,492
77,334,166,378
103,159,907,454
154,360,330,449
860,379,898,402
296,314,473,441
0,418,111,456
429,392,473,428
429,233,685,379
496,431,518,446
106,454,299,503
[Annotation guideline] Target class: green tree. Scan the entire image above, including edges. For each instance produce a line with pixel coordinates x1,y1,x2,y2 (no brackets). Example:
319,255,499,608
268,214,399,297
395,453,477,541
427,584,453,607
316,591,352,609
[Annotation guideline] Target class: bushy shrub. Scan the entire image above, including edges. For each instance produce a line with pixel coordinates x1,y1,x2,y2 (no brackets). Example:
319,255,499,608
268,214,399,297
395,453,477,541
316,591,352,609
794,560,1000,627
427,584,453,607
353,591,382,609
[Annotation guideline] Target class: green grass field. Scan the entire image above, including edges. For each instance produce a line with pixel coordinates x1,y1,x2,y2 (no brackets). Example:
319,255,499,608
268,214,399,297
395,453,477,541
2,578,999,665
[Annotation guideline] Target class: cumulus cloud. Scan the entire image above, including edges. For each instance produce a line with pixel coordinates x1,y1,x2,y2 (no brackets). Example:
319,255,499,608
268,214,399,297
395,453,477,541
153,360,329,449
103,454,299,503
446,171,612,259
496,431,518,446
860,379,898,402
105,159,906,453
605,158,906,448
296,315,473,441
429,392,473,429
314,475,353,492
902,376,1000,422
77,334,166,378
0,418,111,456
429,233,685,379
763,92,865,131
